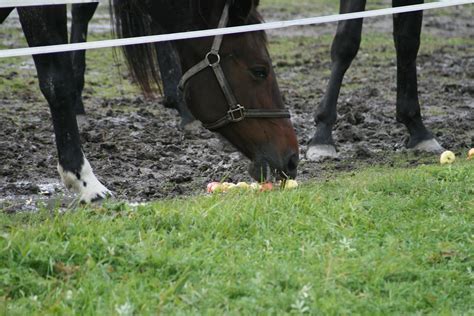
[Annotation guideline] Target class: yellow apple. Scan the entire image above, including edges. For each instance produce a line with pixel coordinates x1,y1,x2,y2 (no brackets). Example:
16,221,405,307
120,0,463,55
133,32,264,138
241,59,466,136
250,183,261,190
283,179,298,189
236,182,250,189
440,150,455,165
223,183,236,191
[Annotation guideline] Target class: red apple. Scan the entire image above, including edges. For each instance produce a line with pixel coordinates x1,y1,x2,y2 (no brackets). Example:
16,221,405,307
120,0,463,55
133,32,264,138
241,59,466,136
260,182,274,192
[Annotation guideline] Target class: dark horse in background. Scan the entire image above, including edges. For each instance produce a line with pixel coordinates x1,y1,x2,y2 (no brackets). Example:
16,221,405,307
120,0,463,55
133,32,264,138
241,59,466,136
307,0,444,160
0,0,299,203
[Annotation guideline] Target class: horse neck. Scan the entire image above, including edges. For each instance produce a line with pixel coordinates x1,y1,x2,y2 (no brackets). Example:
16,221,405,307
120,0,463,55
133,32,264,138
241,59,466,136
150,0,224,33
149,0,226,72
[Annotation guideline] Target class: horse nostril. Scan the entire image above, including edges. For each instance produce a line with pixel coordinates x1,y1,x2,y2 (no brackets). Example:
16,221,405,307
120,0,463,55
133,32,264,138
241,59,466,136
287,153,299,173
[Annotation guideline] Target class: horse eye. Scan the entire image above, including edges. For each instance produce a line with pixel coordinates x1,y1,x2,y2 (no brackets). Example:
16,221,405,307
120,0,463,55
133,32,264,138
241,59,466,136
250,67,269,80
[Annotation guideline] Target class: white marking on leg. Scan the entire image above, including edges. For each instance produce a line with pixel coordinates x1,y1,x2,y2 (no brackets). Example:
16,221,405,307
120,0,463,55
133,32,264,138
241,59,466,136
306,144,338,161
57,156,112,203
412,139,444,153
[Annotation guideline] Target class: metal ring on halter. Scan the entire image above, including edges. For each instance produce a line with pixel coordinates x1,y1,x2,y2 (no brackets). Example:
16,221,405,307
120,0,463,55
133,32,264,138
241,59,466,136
227,105,245,122
205,51,221,67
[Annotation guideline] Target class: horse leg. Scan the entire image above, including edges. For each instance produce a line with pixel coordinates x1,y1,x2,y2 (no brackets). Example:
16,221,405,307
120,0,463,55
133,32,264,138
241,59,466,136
392,0,443,152
18,6,111,203
71,2,98,115
155,41,195,127
0,8,14,23
307,0,366,161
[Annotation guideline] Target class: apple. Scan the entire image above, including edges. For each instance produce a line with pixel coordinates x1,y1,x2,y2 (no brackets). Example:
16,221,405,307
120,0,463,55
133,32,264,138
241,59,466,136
283,179,298,189
214,183,227,193
206,182,220,193
250,183,261,191
236,182,250,189
223,182,236,191
439,150,455,165
468,148,474,160
206,182,229,193
260,182,273,192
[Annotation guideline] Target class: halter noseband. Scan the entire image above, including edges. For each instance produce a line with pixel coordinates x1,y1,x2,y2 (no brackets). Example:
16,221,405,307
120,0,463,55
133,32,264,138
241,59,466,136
178,0,291,131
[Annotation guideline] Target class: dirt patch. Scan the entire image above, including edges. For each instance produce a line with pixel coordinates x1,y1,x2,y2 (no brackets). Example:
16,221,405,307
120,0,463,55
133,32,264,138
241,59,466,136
1,4,473,211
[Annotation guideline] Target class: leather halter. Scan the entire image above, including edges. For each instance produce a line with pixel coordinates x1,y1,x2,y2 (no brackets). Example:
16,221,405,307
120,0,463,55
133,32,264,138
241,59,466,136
178,0,291,131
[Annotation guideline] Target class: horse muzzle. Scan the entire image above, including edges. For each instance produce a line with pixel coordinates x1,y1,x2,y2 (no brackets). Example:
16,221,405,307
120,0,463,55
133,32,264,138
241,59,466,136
248,151,299,182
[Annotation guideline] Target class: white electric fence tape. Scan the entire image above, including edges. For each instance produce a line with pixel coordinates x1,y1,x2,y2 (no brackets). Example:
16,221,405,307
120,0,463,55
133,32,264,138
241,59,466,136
0,0,98,7
0,0,472,58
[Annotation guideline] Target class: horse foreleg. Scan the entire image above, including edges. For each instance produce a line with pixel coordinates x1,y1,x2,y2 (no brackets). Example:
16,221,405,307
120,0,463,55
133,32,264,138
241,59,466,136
155,41,195,127
307,0,367,161
71,2,98,115
18,6,111,203
392,0,443,152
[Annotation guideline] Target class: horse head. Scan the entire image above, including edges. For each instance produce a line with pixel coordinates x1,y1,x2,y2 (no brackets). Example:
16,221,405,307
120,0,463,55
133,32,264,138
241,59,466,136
113,0,299,180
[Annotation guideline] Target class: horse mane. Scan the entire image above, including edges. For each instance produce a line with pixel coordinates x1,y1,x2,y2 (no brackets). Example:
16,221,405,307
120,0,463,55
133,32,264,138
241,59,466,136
109,0,159,95
109,0,266,96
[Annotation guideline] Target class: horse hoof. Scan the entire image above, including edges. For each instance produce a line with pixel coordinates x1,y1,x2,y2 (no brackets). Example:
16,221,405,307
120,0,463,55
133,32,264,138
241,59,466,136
79,185,113,204
179,120,200,136
411,139,444,153
58,158,113,205
180,116,197,130
306,144,338,161
67,184,113,210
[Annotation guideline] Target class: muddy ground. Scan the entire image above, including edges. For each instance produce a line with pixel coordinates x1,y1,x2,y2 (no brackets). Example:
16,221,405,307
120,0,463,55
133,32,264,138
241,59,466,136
1,3,473,211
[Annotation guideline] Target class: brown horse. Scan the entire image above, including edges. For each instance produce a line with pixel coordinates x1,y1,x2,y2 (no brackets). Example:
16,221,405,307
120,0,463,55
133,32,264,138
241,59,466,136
4,0,299,203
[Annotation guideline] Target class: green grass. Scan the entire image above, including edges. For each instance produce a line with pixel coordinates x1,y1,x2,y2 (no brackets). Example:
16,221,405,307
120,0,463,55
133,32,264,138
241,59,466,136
1,161,473,314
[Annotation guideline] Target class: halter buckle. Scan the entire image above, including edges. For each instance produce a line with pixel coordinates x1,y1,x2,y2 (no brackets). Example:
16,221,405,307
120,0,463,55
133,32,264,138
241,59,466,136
205,51,221,67
227,105,245,122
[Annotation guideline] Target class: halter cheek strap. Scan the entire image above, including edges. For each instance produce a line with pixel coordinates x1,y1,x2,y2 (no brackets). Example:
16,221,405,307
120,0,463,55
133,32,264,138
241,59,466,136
178,0,291,131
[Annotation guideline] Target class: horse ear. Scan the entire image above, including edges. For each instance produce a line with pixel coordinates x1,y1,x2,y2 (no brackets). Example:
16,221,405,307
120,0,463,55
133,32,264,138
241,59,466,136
229,0,256,23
